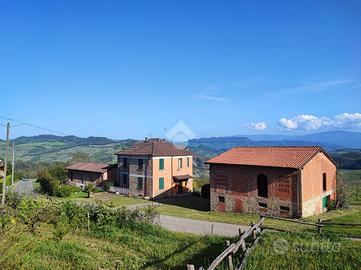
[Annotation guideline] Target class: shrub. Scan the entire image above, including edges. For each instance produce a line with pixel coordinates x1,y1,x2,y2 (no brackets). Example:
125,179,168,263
38,172,59,196
84,184,95,198
201,184,210,199
56,185,81,197
53,212,70,241
102,181,111,192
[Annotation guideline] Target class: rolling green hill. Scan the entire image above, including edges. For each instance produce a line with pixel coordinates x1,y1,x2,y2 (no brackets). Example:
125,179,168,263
1,135,360,171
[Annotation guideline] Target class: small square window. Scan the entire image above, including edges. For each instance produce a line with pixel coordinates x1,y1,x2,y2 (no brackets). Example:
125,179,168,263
258,202,267,208
280,206,290,211
218,196,225,203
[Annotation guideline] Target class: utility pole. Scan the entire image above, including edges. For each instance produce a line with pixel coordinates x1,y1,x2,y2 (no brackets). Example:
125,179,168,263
11,140,15,185
1,122,10,205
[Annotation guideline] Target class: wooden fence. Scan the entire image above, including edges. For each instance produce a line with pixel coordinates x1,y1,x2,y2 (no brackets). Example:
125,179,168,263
186,215,361,270
186,217,265,270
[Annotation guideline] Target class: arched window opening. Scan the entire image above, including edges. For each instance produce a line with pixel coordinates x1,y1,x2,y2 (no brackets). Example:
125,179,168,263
257,174,268,198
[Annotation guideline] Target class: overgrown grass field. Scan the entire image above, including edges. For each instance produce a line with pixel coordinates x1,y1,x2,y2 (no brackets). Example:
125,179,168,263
0,223,230,270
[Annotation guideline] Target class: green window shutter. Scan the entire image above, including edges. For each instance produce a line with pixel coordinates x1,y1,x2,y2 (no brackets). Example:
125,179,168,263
159,177,164,190
322,195,330,208
159,159,164,170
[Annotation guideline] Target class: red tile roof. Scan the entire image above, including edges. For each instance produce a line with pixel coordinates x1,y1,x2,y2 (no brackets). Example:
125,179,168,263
115,138,192,157
66,162,110,173
206,146,335,169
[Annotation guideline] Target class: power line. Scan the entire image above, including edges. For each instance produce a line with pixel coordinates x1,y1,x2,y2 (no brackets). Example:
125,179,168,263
0,116,70,136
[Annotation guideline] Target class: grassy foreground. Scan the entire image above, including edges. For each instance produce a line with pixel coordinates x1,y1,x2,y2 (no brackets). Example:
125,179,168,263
245,231,361,270
0,223,231,270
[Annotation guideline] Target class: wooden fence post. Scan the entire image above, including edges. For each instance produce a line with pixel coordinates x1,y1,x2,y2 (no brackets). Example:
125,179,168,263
252,229,257,240
211,224,214,235
226,240,234,270
317,219,322,234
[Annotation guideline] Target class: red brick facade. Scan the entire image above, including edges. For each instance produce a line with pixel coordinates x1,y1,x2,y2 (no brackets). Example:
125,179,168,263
209,149,336,218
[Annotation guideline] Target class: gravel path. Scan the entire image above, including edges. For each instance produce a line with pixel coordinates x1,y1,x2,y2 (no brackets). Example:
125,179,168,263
158,214,249,237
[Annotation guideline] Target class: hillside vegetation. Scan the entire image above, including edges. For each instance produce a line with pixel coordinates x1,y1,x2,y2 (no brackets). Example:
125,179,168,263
1,134,361,172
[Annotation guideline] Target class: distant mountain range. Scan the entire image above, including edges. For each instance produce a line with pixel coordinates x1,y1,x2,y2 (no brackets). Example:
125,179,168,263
0,131,360,170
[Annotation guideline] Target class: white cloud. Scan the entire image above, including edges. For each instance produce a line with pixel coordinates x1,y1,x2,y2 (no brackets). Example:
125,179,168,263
195,85,228,102
278,113,361,131
196,93,228,102
247,122,267,131
279,80,355,94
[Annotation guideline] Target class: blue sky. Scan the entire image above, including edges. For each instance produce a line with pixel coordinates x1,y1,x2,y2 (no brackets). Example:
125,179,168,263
0,0,360,139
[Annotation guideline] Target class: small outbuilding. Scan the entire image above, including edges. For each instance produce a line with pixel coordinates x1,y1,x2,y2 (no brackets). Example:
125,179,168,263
66,162,117,187
206,146,337,218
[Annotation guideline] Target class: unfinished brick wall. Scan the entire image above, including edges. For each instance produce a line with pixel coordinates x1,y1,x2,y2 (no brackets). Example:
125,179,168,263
209,164,301,218
301,152,337,217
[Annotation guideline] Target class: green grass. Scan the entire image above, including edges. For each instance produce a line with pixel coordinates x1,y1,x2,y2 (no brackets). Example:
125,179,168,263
245,231,361,270
339,169,361,205
59,192,147,207
64,193,361,236
0,222,231,270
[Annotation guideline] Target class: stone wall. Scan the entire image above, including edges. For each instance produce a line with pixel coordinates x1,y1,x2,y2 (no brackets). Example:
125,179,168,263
116,155,153,197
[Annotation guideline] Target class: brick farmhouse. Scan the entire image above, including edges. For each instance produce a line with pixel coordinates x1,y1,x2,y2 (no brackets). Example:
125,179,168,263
66,162,117,188
206,146,337,218
115,138,193,198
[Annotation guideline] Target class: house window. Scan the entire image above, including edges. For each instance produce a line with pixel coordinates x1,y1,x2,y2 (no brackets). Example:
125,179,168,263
178,158,183,169
159,159,164,170
123,158,128,168
187,157,190,167
257,174,268,198
137,177,143,190
123,174,129,185
159,177,164,190
218,196,225,203
323,173,327,191
138,159,143,170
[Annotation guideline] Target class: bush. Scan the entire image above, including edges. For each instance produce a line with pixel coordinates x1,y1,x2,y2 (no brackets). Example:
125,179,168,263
53,212,70,241
55,185,81,198
84,184,95,198
38,172,59,196
201,184,210,199
102,181,111,192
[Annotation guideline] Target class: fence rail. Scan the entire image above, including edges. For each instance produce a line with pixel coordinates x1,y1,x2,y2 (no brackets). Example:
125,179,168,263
187,217,265,270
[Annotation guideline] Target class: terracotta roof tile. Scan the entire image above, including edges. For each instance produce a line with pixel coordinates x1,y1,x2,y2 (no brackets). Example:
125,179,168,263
205,146,330,169
115,138,193,157
66,162,110,173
